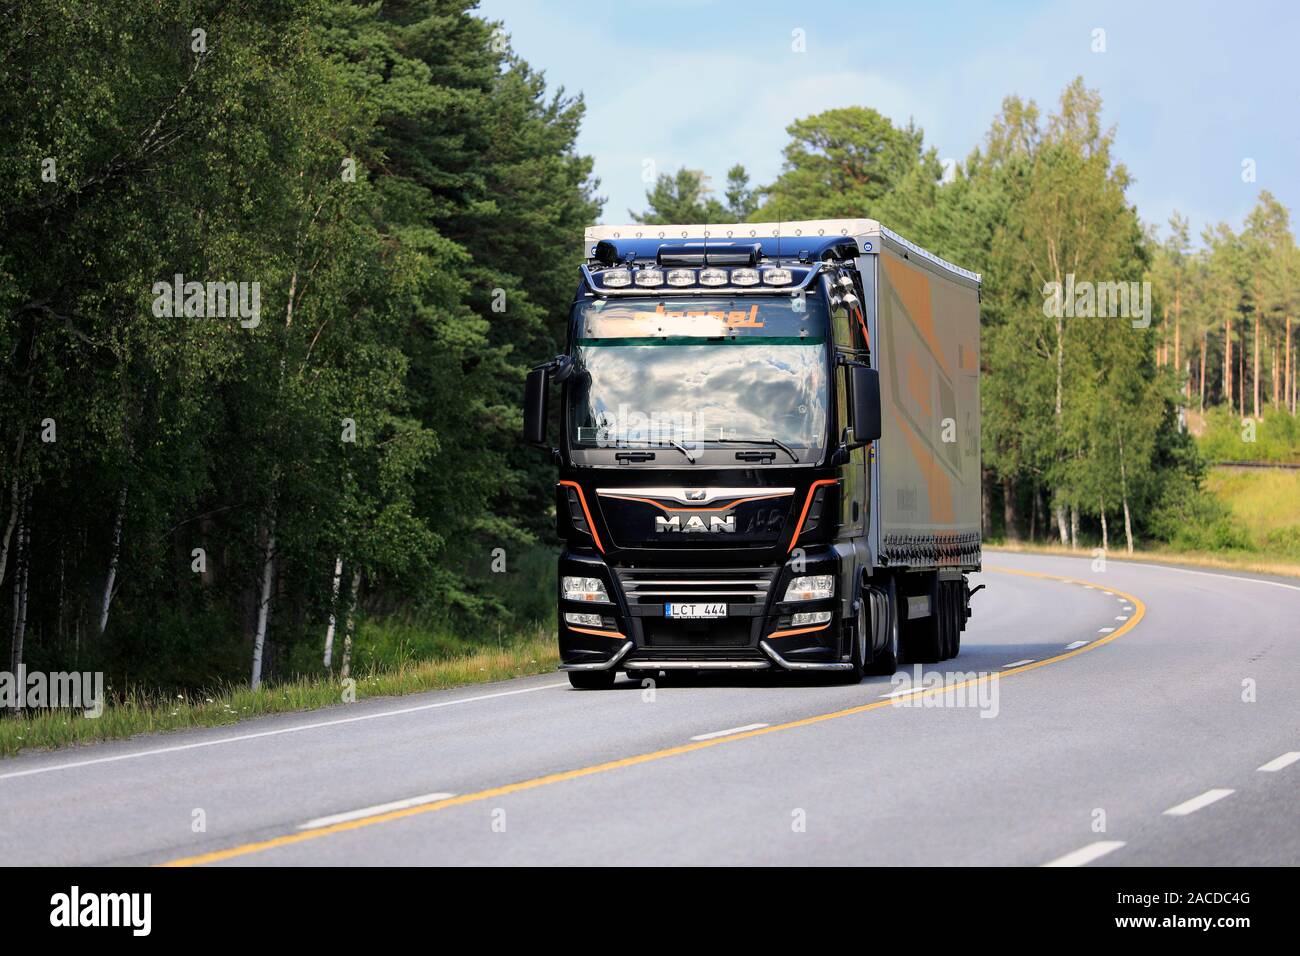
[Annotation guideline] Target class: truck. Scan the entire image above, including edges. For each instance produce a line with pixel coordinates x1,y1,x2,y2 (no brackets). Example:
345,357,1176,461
523,219,982,689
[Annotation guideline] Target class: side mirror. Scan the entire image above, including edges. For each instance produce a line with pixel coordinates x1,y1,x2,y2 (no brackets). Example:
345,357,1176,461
850,365,881,444
523,366,549,446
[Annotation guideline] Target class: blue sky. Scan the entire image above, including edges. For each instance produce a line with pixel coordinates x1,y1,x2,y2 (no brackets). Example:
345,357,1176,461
476,0,1299,245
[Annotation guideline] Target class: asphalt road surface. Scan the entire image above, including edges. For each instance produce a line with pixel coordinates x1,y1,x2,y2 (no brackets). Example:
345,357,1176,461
2,550,1297,866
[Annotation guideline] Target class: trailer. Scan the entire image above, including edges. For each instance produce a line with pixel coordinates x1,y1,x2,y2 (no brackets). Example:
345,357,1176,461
523,219,981,688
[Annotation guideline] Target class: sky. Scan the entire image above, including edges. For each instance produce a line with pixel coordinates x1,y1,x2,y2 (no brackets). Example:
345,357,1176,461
476,0,1299,246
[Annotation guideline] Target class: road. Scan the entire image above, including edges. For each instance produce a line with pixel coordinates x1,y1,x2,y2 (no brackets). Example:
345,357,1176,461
1,550,1297,866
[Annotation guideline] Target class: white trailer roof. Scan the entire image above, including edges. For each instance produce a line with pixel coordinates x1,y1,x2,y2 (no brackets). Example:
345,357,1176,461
583,219,980,284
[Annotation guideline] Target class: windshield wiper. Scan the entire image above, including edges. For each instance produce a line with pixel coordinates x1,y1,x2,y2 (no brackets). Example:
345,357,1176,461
608,439,696,464
706,437,800,463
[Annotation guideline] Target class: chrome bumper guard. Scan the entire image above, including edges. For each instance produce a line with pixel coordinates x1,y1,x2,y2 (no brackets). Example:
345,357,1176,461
758,640,855,672
558,640,634,672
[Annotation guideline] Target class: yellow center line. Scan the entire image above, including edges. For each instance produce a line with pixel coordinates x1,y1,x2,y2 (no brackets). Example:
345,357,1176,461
160,564,1145,867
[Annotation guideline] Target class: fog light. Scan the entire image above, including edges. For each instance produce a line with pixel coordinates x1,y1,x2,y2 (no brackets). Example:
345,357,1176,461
698,268,727,286
791,611,831,627
562,576,610,603
730,268,760,286
565,612,604,628
666,268,695,287
602,269,631,288
635,269,664,287
783,575,834,601
762,267,794,285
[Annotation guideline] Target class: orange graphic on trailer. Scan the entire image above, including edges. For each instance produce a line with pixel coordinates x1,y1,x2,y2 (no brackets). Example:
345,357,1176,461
882,255,953,379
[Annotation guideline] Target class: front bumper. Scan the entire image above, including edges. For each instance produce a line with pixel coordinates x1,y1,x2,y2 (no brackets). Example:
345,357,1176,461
556,549,848,672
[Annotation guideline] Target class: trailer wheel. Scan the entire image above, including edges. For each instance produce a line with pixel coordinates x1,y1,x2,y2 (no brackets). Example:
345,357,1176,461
946,582,962,659
901,573,943,663
864,579,900,675
568,669,616,690
937,581,954,660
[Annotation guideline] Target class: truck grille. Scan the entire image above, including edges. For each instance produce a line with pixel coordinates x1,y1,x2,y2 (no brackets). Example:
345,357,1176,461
614,566,776,607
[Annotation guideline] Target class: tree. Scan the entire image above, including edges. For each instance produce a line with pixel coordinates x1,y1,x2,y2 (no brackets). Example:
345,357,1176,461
753,107,930,220
632,168,729,223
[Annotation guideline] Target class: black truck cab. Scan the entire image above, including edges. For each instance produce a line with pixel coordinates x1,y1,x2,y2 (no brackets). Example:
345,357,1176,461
525,233,904,688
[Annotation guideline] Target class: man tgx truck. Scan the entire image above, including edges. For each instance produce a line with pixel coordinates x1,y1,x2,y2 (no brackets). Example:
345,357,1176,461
523,219,982,689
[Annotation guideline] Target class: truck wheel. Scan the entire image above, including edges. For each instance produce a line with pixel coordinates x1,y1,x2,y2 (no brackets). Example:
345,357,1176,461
839,601,868,683
902,574,943,663
568,669,616,690
864,580,899,675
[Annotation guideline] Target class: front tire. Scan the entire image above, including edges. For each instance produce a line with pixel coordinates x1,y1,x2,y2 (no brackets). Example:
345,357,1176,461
568,669,616,690
839,601,868,684
864,579,900,675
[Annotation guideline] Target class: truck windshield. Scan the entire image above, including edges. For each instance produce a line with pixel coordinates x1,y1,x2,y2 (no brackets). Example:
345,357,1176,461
567,296,830,462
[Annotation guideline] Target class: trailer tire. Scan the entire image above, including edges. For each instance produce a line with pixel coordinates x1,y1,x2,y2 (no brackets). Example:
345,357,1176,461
902,573,943,664
946,582,962,659
568,669,616,690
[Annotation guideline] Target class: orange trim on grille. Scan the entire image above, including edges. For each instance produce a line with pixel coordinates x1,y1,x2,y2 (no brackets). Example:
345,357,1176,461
567,625,625,639
558,480,604,553
767,623,832,639
787,479,839,553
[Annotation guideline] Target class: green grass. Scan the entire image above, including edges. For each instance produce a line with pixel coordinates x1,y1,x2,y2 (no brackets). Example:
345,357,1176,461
0,629,559,759
1196,407,1300,463
1205,466,1300,559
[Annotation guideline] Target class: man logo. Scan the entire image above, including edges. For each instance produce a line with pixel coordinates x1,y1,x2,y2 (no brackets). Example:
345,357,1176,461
684,489,707,501
656,514,736,533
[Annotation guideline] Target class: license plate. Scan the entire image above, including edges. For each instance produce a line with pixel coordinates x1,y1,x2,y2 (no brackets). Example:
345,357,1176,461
665,603,727,619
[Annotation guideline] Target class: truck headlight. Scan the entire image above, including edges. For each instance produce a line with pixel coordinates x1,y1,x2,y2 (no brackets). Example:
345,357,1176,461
562,576,611,603
783,575,834,601
565,612,604,627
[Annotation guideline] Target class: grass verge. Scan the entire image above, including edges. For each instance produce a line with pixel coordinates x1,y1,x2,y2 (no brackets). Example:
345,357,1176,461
0,632,559,760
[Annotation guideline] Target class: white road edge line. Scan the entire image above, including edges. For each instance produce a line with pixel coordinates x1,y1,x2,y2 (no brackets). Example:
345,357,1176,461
690,723,769,741
299,792,455,830
1106,560,1300,592
1164,788,1235,816
1257,752,1300,772
1065,640,1089,650
1003,659,1036,668
0,682,570,781
1042,840,1126,868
